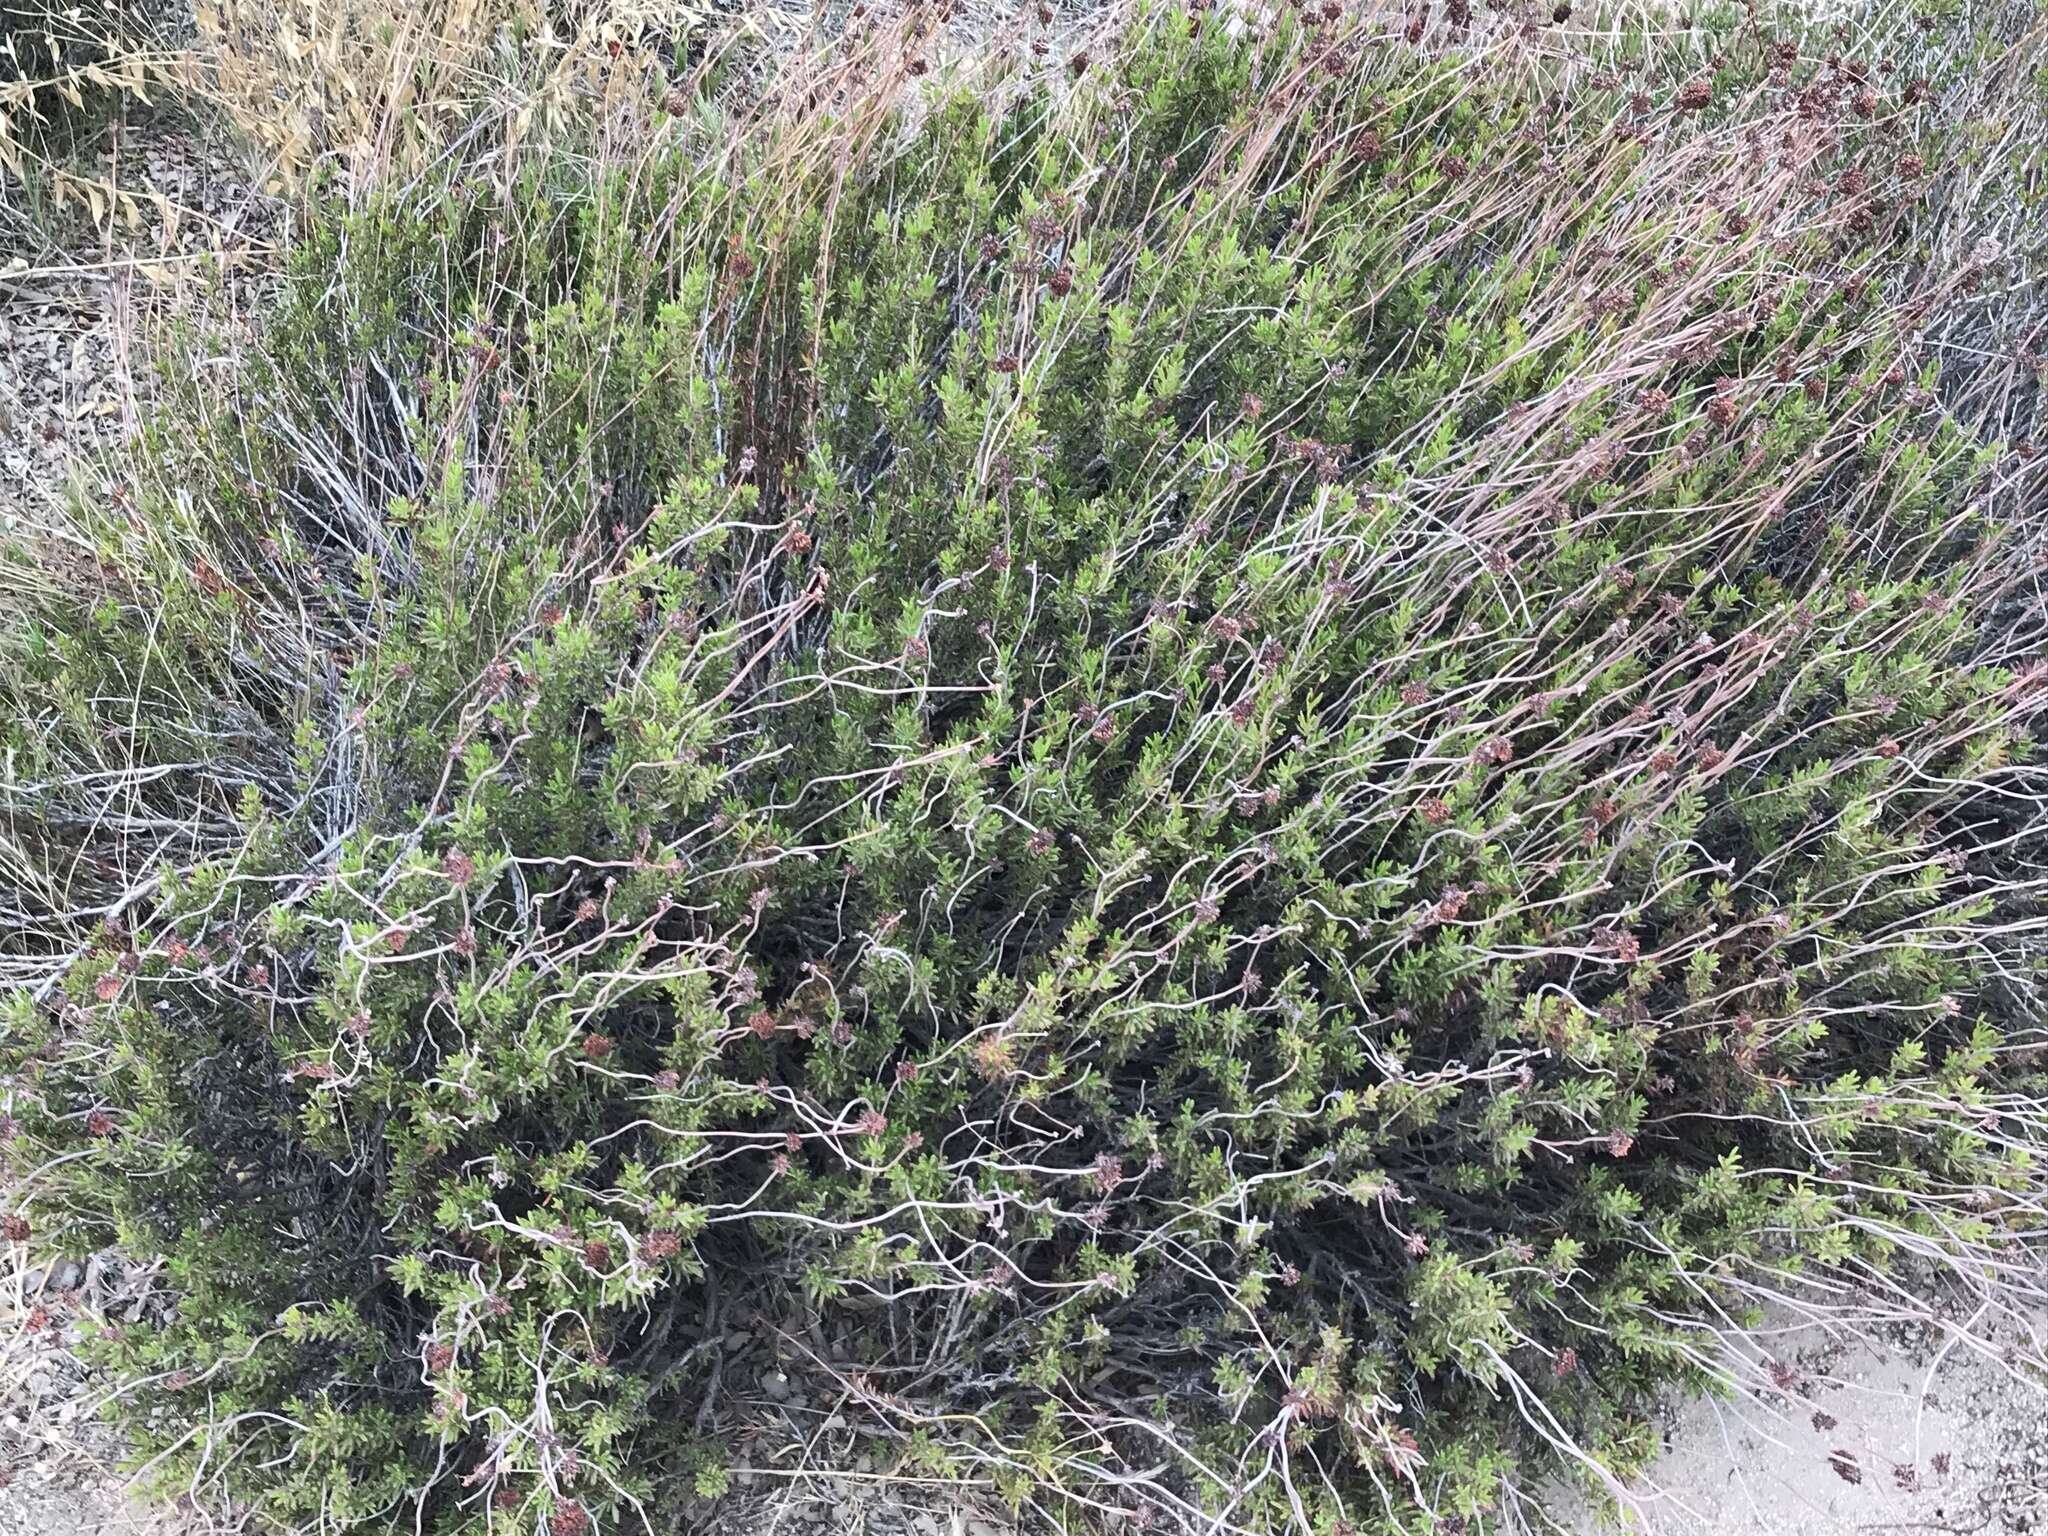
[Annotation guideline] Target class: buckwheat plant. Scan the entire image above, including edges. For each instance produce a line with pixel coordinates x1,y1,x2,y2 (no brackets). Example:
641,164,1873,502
4,2,2046,1534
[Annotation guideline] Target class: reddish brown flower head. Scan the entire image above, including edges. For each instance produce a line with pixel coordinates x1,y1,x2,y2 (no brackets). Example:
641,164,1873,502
93,972,122,1002
747,1010,777,1040
549,1503,590,1536
1093,1152,1125,1194
1,1214,28,1242
425,1342,456,1374
1400,680,1430,707
1419,796,1452,826
643,1229,680,1261
1553,1346,1579,1377
1048,267,1074,297
1675,79,1713,112
442,848,477,887
493,1486,522,1512
582,1239,612,1270
86,1111,114,1137
583,1034,614,1060
652,1069,679,1091
1707,393,1738,427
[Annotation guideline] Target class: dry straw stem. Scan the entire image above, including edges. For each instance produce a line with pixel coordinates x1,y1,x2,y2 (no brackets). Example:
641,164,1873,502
189,0,742,193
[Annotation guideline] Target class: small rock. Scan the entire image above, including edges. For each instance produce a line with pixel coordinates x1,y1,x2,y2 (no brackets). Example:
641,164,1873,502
762,1369,791,1402
49,1259,83,1291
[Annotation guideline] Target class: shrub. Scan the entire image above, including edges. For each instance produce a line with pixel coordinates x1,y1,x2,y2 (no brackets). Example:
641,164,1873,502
4,5,2046,1534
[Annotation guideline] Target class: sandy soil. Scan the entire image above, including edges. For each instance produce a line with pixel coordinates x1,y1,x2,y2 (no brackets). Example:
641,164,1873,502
1543,1307,2048,1536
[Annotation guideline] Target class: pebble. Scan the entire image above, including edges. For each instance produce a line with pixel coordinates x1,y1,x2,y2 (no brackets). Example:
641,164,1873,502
762,1369,791,1402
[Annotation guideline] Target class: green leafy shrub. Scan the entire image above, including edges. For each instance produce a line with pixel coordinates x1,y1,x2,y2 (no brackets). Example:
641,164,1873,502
4,5,2047,1534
